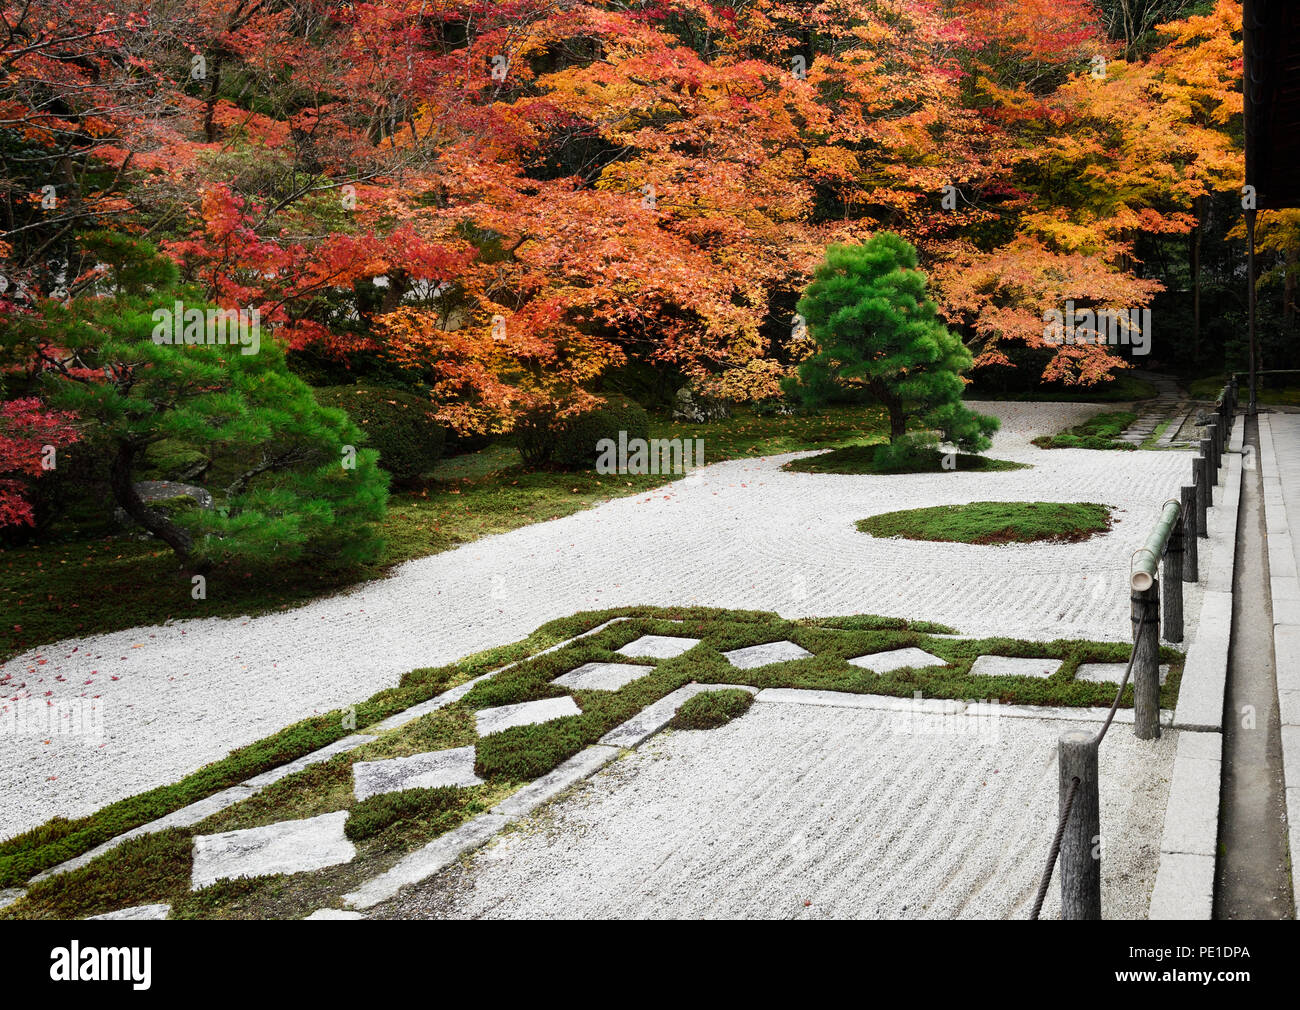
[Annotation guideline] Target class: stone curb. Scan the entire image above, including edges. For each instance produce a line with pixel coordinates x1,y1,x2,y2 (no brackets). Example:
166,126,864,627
1151,415,1242,919
1258,417,1300,917
756,687,1173,726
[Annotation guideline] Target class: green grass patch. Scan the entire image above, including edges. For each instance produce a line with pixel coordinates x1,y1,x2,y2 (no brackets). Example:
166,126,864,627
1030,410,1137,450
669,689,754,729
784,445,1028,475
0,609,619,888
857,501,1113,545
3,829,193,920
1190,373,1300,408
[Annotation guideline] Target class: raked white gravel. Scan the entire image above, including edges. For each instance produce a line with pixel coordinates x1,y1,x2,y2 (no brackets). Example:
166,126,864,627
369,699,1177,920
1,401,1195,839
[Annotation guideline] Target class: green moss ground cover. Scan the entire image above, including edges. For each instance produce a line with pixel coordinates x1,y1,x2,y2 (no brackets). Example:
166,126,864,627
857,501,1113,545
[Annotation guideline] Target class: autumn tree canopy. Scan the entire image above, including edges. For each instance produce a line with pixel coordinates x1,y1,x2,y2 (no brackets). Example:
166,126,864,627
0,0,1246,444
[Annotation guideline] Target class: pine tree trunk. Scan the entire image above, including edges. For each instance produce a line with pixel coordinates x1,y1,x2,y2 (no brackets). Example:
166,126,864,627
110,443,195,560
887,397,906,443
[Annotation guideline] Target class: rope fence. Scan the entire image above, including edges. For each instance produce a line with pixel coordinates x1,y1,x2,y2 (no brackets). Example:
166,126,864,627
1028,377,1235,919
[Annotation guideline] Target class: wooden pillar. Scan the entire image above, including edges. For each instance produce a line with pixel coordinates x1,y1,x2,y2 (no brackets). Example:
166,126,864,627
1058,728,1102,920
1181,485,1198,582
1163,513,1183,643
1132,581,1162,740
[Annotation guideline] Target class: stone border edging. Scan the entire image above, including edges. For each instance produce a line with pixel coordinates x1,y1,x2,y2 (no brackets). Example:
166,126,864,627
1257,417,1300,917
1149,416,1242,919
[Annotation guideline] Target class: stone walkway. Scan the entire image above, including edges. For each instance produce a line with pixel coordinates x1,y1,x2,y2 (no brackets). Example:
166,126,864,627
1,400,1195,839
1118,372,1197,448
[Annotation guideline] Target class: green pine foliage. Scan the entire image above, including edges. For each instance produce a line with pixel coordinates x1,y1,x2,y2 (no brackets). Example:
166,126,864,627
3,235,389,568
786,233,998,463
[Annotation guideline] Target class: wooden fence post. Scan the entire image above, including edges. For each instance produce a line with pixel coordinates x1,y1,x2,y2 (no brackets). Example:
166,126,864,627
1132,581,1161,740
1194,456,1209,536
1058,728,1102,920
1163,510,1183,643
1181,485,1198,582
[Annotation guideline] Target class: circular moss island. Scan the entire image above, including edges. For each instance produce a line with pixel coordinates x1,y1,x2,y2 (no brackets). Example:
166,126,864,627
856,501,1113,545
783,445,1029,475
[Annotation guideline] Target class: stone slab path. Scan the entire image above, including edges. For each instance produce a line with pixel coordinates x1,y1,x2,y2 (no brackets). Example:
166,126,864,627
1,400,1195,839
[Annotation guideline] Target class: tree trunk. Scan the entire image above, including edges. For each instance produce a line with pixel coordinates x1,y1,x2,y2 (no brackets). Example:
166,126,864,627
110,443,195,560
886,396,906,442
1192,195,1203,362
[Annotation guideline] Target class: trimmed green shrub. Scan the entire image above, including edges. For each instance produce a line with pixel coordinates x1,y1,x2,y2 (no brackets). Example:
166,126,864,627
669,689,754,730
313,385,445,484
513,394,651,469
552,395,650,468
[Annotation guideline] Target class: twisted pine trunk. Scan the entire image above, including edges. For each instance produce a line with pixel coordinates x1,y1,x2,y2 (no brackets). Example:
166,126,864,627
109,442,194,560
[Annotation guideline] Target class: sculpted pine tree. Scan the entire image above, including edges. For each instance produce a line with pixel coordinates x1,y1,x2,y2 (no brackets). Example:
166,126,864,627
4,237,389,568
788,233,998,463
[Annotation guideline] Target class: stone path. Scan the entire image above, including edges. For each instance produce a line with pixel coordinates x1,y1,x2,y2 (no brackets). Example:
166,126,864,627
1,399,1195,840
847,646,946,673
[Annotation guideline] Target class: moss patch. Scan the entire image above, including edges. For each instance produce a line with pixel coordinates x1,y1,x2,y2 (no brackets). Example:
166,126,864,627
669,689,754,729
857,501,1113,544
784,445,1028,475
1031,411,1137,450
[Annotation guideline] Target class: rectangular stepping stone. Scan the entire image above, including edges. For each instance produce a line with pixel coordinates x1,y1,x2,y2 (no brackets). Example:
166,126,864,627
722,640,812,670
352,747,482,801
87,903,171,921
475,696,582,737
305,908,365,920
553,661,653,692
616,634,701,659
0,888,25,911
1075,662,1170,686
968,655,1063,680
847,647,948,675
191,811,356,890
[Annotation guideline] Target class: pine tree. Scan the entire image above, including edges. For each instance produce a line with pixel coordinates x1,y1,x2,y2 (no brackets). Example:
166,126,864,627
3,235,389,568
787,233,999,462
